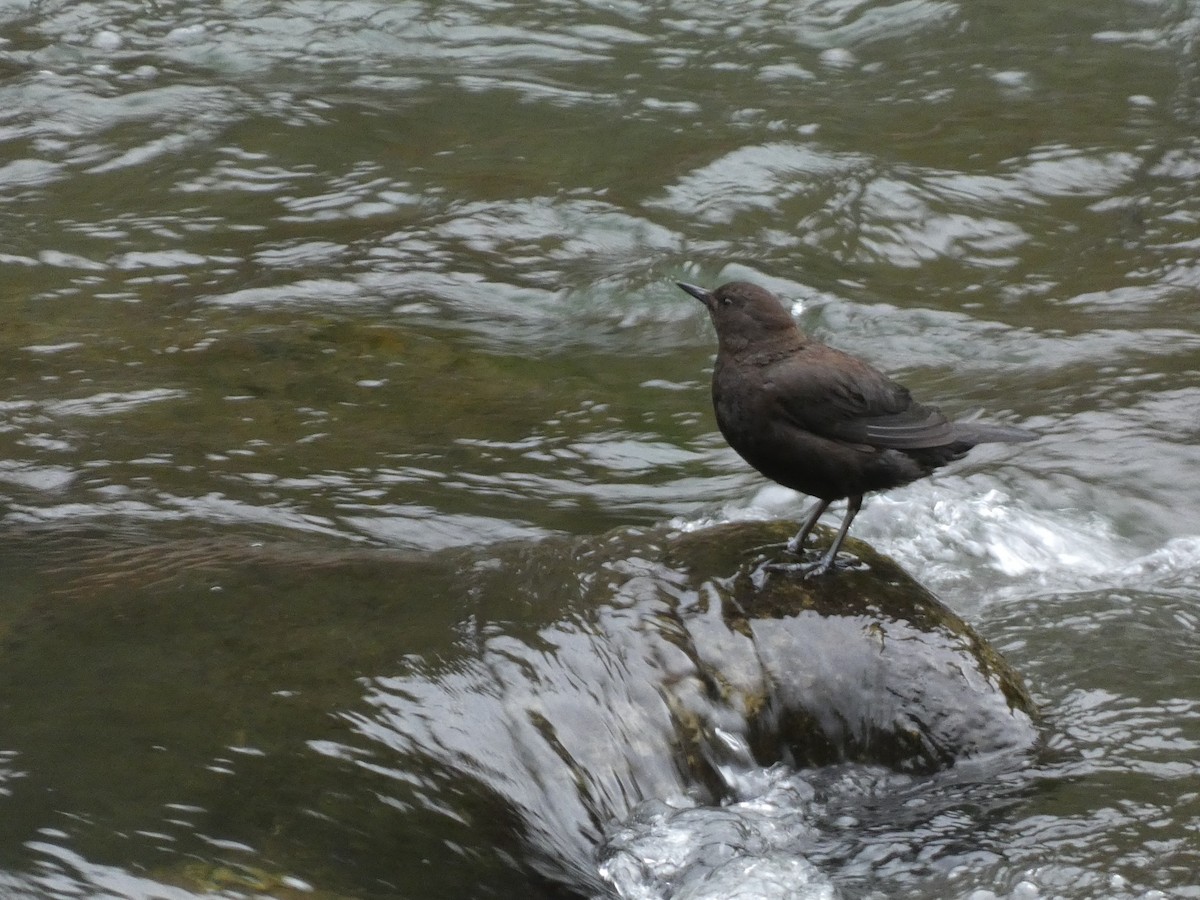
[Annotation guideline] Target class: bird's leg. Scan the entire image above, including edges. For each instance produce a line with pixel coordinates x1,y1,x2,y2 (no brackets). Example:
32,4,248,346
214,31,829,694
786,499,831,554
803,494,863,577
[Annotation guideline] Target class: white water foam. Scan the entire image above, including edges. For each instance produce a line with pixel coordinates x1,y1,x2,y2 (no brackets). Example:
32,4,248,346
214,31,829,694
599,762,837,900
671,479,1200,600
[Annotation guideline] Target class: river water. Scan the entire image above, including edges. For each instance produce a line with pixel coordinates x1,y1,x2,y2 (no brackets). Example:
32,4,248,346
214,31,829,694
2,0,1199,897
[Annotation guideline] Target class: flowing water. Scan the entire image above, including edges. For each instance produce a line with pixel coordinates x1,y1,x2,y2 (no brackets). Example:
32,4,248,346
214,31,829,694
2,0,1199,896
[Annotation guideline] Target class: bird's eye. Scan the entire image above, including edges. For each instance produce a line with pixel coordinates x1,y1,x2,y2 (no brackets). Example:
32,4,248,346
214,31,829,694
720,297,733,306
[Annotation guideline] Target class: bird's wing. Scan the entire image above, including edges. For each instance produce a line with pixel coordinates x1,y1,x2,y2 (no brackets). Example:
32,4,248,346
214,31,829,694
766,346,955,450
824,403,955,449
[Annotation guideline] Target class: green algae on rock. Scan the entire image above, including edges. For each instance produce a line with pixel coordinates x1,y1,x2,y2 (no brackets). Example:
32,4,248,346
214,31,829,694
655,520,1038,775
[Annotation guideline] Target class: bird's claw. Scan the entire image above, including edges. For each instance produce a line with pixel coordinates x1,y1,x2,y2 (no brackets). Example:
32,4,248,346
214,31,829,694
784,536,811,555
800,559,835,578
762,551,864,579
757,563,831,583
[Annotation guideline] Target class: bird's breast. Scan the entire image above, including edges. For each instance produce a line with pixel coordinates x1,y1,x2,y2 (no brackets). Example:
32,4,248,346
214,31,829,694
711,362,793,461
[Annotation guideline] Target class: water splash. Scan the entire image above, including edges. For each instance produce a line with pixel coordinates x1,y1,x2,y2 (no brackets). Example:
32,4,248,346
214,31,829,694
599,763,838,900
677,478,1200,600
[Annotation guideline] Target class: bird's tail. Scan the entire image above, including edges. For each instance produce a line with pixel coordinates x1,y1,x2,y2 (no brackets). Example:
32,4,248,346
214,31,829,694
950,421,1036,444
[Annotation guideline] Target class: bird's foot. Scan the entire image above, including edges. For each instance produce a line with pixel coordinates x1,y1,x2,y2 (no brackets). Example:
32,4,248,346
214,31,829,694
800,557,835,578
743,541,791,558
763,551,865,579
784,528,829,556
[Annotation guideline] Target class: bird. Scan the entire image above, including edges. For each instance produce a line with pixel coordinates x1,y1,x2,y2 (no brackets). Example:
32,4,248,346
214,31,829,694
677,280,1035,576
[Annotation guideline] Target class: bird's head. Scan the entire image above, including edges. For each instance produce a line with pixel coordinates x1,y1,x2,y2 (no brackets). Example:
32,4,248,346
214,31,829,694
676,281,800,351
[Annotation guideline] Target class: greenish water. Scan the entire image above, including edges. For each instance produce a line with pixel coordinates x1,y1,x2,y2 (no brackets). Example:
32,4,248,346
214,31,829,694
2,0,1199,897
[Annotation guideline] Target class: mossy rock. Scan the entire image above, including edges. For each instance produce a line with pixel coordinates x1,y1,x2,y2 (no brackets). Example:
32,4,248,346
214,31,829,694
423,517,1039,802
0,517,1038,898
651,521,1037,776
158,862,354,899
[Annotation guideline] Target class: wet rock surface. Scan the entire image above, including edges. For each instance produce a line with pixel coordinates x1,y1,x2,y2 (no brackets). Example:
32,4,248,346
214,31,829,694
656,521,1037,777
0,519,1038,898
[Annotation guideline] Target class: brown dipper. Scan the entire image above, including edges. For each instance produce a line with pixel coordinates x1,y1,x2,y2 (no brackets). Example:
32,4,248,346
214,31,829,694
678,280,1035,576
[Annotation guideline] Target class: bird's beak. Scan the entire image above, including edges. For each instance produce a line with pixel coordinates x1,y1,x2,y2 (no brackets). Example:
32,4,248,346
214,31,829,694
676,281,714,309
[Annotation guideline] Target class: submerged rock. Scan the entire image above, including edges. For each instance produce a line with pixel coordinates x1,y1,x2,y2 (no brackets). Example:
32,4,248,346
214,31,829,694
405,517,1040,892
35,515,1038,782
655,521,1037,777
3,517,1038,899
